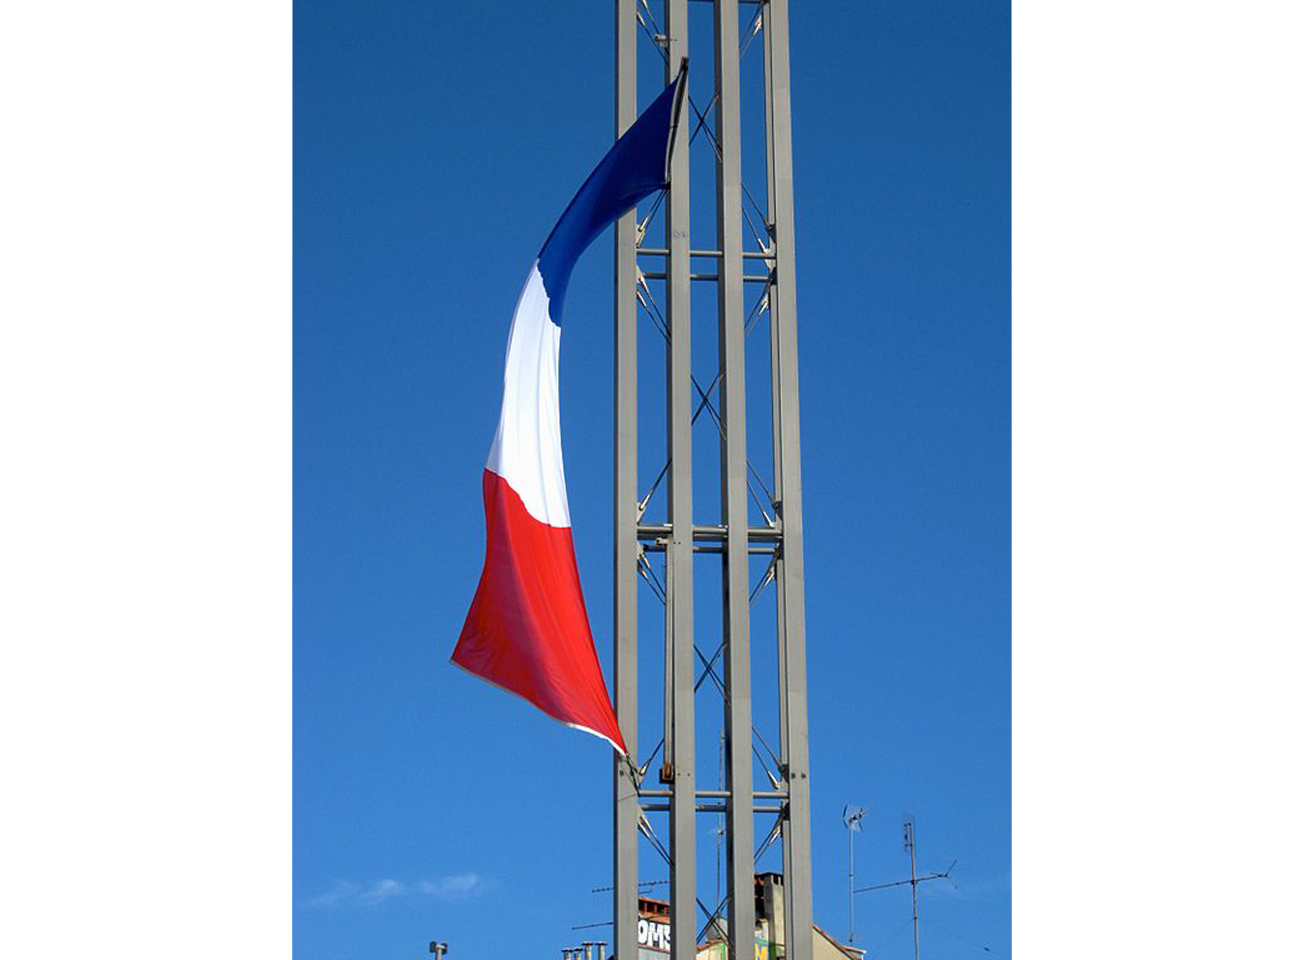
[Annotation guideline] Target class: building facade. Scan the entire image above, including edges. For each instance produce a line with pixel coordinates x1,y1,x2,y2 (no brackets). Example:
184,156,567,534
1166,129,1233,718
605,875,864,960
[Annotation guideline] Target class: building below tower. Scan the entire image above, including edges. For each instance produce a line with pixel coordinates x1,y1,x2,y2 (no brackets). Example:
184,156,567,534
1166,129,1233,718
597,874,865,960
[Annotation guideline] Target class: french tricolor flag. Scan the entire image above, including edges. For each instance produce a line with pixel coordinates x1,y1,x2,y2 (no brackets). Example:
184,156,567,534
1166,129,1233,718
454,65,688,754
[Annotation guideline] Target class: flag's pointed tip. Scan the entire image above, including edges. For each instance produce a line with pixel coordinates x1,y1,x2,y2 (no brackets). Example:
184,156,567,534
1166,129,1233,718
666,58,691,182
673,57,689,108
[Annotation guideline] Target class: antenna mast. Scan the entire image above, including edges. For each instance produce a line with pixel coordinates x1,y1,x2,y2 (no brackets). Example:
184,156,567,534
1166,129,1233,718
842,805,866,944
852,818,957,960
905,819,920,960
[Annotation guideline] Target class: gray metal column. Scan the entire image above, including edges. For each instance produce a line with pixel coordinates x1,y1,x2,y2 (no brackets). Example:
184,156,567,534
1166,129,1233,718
713,1,756,955
762,3,814,960
612,4,639,960
664,3,695,959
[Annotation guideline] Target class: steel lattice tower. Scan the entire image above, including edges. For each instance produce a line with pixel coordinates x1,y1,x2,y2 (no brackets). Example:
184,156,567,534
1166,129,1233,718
612,3,812,960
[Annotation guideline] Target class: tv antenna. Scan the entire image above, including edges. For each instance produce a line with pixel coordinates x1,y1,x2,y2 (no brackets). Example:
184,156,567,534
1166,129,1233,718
589,879,667,894
842,804,866,944
853,817,957,960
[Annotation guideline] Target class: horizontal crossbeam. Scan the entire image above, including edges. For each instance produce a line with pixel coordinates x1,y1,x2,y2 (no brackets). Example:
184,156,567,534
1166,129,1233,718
637,523,780,542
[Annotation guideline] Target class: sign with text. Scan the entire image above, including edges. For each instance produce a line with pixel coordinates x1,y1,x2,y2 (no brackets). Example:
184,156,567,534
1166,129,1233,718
638,917,670,954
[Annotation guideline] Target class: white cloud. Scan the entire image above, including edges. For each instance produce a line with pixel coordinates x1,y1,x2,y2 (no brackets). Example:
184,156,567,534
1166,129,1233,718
306,880,361,908
417,873,484,900
359,879,405,904
307,873,488,908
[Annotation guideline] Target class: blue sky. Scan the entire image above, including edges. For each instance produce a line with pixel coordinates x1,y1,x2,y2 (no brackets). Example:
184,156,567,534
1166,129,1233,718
294,2,1009,959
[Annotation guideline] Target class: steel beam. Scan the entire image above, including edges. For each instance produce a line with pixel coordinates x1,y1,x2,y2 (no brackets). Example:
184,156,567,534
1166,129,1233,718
613,4,640,960
663,4,696,960
636,523,781,543
713,1,756,956
762,3,814,959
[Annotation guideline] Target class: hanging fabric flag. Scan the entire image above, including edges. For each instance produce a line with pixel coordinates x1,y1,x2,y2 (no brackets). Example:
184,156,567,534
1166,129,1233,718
453,63,688,754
